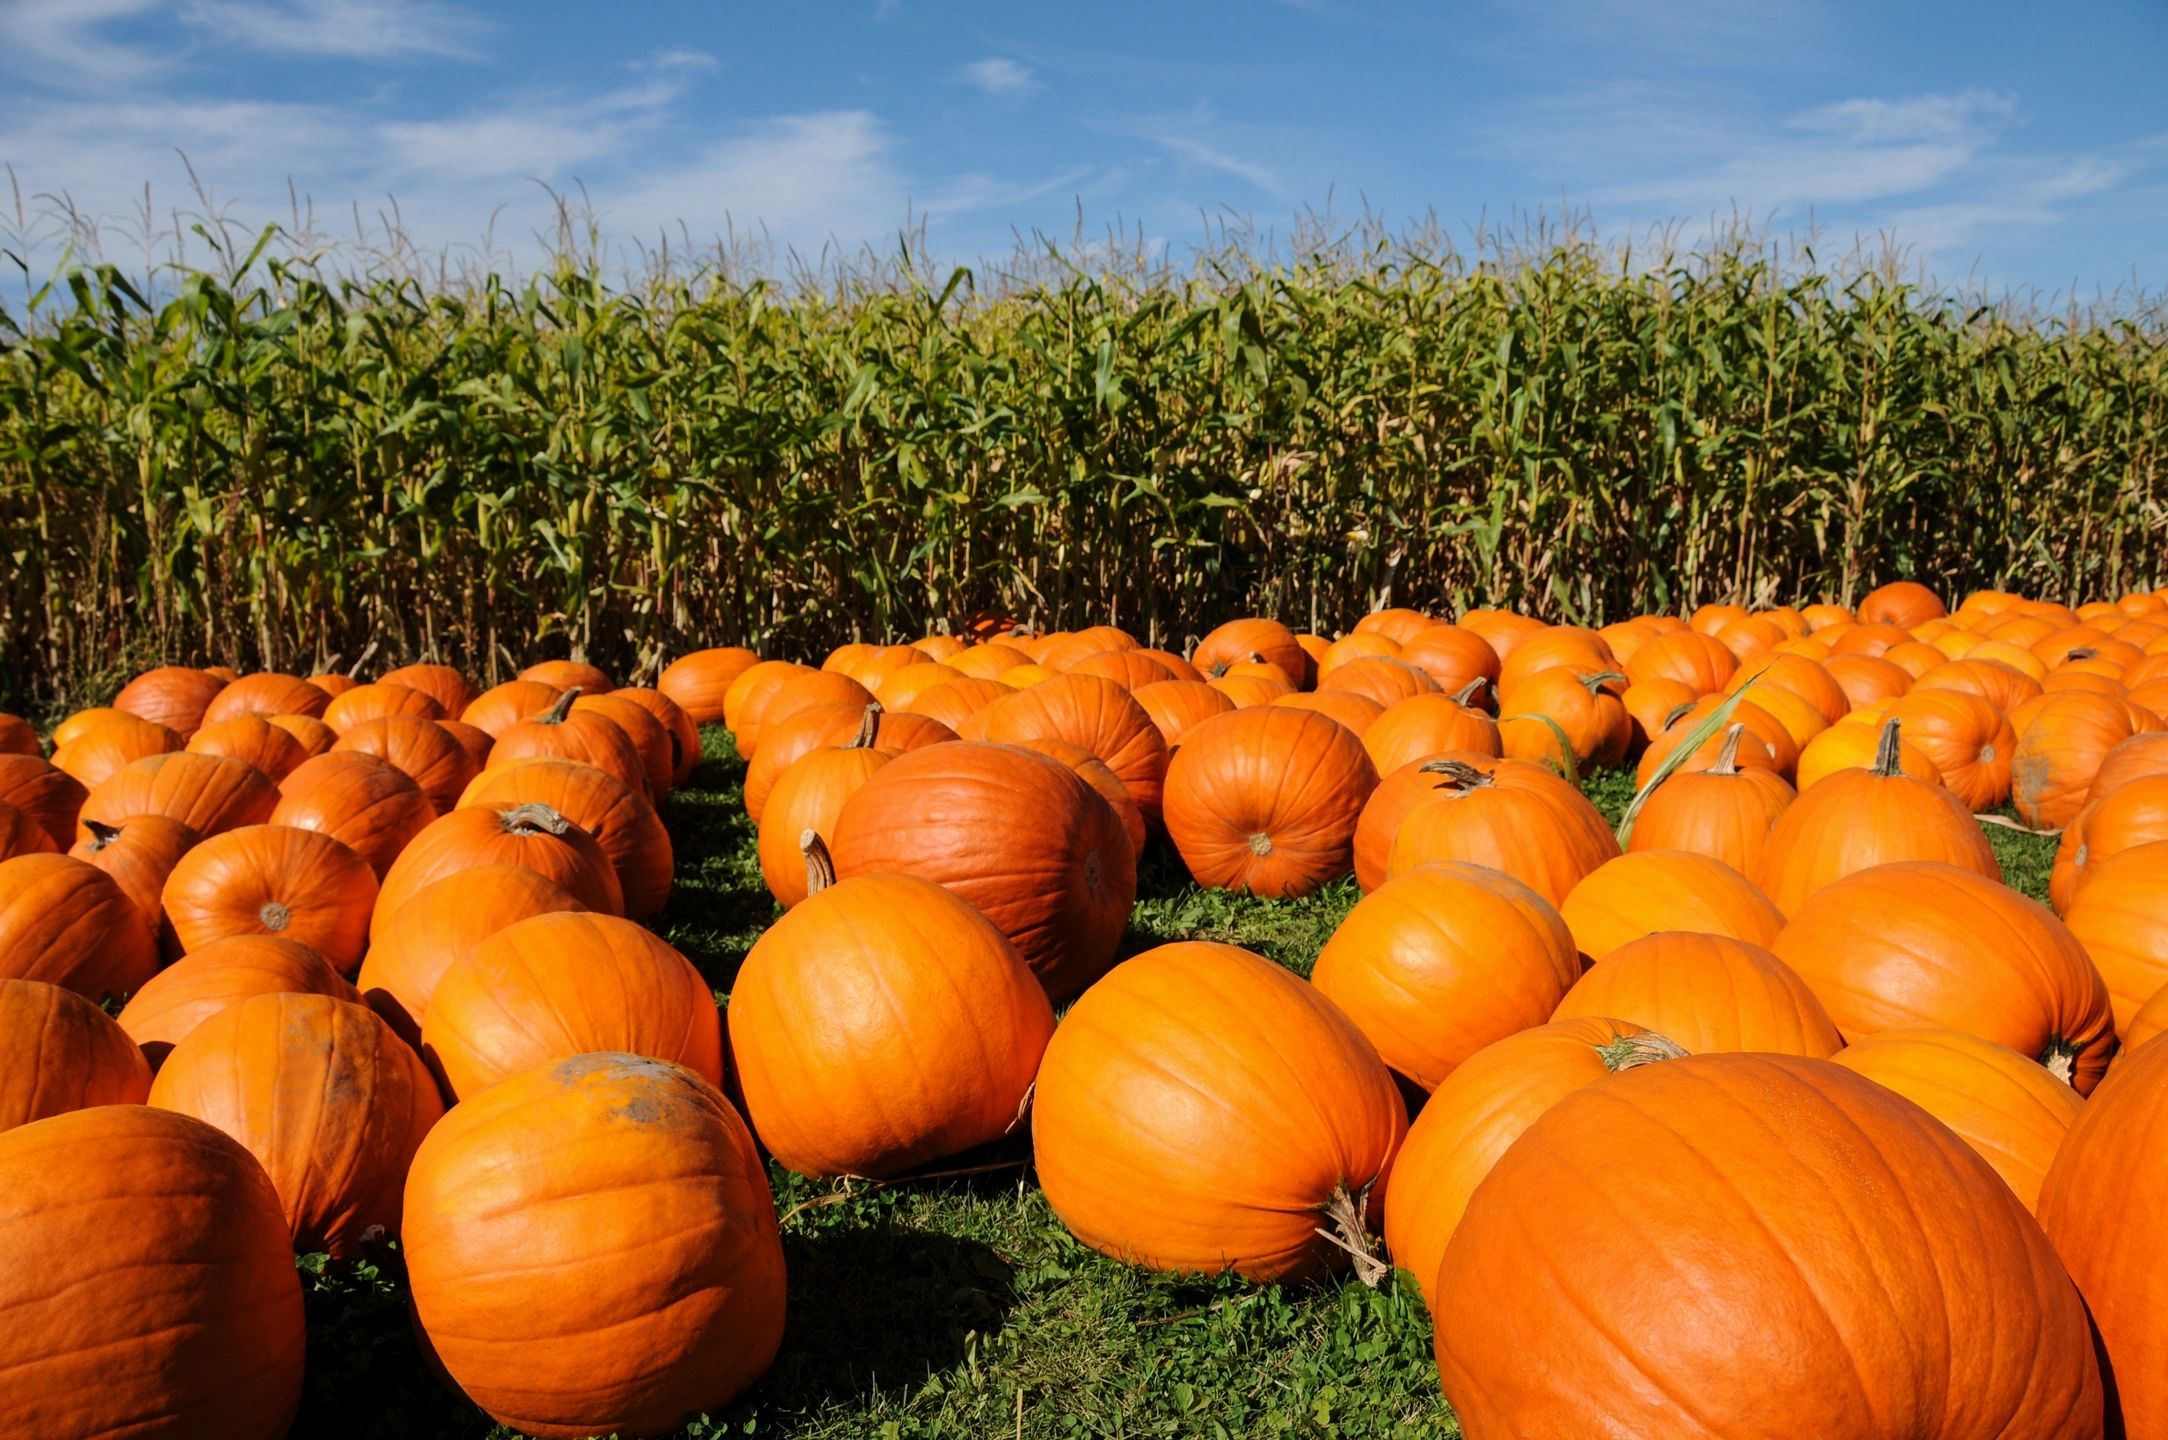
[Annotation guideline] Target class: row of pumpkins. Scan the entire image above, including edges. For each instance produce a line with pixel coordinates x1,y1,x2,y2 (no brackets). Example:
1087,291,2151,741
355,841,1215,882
1,578,2166,1438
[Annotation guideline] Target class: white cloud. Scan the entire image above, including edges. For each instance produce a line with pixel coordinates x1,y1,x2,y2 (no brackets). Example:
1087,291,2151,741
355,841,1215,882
959,57,1036,98
1151,134,1286,197
177,0,486,60
0,0,169,83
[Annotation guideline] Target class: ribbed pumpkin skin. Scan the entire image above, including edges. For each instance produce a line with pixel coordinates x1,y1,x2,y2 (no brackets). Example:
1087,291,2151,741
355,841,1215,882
658,646,760,726
458,758,674,919
487,699,648,796
185,714,309,783
1014,739,1149,861
731,871,1054,1178
0,979,152,1132
67,813,200,943
459,680,563,739
574,693,677,801
149,992,442,1257
1436,1054,2103,1440
2013,691,2136,829
200,672,330,725
722,660,812,757
421,911,723,1101
830,743,1135,1001
52,714,186,790
402,1054,786,1440
370,802,624,940
972,675,1169,824
0,798,56,861
1362,692,1502,776
1385,756,1620,907
1382,1017,1677,1306
756,743,897,907
2052,774,2168,912
118,935,358,1066
1558,850,1785,960
2038,1035,2168,1439
1888,688,2016,810
77,751,280,842
1554,932,1843,1057
1033,942,1406,1282
1311,862,1580,1091
377,663,481,719
334,715,479,814
1754,756,1999,914
1162,707,1378,897
1351,752,1460,893
611,687,703,786
2088,731,2168,801
161,824,379,976
1129,679,1235,751
2062,838,2168,1033
0,854,158,1000
112,665,231,737
0,754,89,850
1832,1028,2083,1214
321,681,446,734
269,751,435,880
0,1106,306,1440
1191,617,1307,682
520,659,615,694
355,865,587,1043
742,701,951,822
1774,861,2117,1093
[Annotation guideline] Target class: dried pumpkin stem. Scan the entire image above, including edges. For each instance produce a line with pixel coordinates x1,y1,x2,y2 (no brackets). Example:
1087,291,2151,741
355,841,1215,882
80,819,123,851
1595,1032,1690,1071
1450,677,1490,707
533,686,582,725
1417,757,1493,790
500,801,574,837
1313,1182,1389,1289
258,901,292,933
800,830,838,897
1872,716,1905,778
2039,1039,2080,1086
1579,669,1628,695
1709,722,1748,777
847,703,884,750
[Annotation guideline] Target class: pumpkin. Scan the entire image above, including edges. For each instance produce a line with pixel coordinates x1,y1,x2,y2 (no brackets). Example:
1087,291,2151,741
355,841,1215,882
0,978,152,1132
1362,684,1501,776
1773,860,2115,1091
1033,941,1406,1282
1623,629,1738,695
51,713,185,789
947,643,1034,681
2061,838,2168,1032
658,646,760,724
1626,724,1796,875
1395,624,1501,694
1435,1054,2102,1439
756,669,880,747
1318,656,1439,710
1552,932,1841,1055
268,751,434,880
0,1105,306,1440
756,713,898,908
0,798,55,862
437,718,496,773
743,700,951,823
732,837,1054,1177
160,824,377,975
307,671,358,699
0,714,37,757
1352,607,1435,645
610,687,703,786
1794,713,1944,791
1066,649,1175,690
149,993,441,1257
1620,677,1695,753
1635,696,1798,783
966,675,1168,825
53,708,132,748
322,680,445,734
117,934,357,1066
1823,652,1914,708
721,659,812,756
2012,690,2136,829
480,688,648,797
67,814,198,945
458,757,674,919
1311,861,1581,1090
370,801,623,941
1318,631,1402,679
0,754,89,849
2051,774,2168,912
78,751,279,841
1558,850,1785,960
518,659,614,693
1386,755,1620,907
200,672,330,725
1495,626,1615,697
1134,646,1206,684
572,692,677,800
1208,671,1293,707
1885,687,2015,810
420,911,722,1101
828,643,932,693
1272,687,1386,737
1009,738,1149,861
1191,617,1307,683
1129,679,1235,750
111,665,230,736
1457,608,1547,660
0,854,158,1000
184,714,309,783
1162,706,1377,897
402,1054,786,1439
830,742,1134,1000
1857,579,1947,627
1381,1018,1683,1305
1832,1028,2083,1213
904,676,1012,732
2037,1034,2168,1438
377,662,480,718
267,712,339,759
1755,718,1999,913
2125,984,2168,1054
2088,732,2168,802
1498,665,1631,769
355,865,587,1043
459,678,564,739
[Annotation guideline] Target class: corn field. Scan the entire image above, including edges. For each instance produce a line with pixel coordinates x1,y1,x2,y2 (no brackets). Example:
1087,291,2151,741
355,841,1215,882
3,216,2164,710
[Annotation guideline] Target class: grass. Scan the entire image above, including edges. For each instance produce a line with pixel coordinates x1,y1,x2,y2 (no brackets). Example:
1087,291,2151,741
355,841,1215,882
295,730,2064,1438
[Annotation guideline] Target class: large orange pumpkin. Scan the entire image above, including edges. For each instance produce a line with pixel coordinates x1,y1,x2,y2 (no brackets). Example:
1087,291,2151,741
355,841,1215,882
67,813,199,944
2013,690,2136,829
1625,724,1796,875
184,714,309,783
77,751,279,841
742,700,950,822
1351,752,1459,893
1436,1054,2102,1439
609,686,703,787
402,1054,786,1440
1162,707,1377,898
830,742,1134,1000
149,992,441,1257
1887,687,2016,810
572,692,678,801
1362,686,1501,775
0,753,89,850
1499,665,1632,770
51,713,185,789
458,757,673,919
1311,861,1581,1090
2051,773,2168,912
0,978,152,1132
0,853,158,1000
519,659,614,693
2062,838,2168,1032
160,824,378,975
117,934,358,1066
1396,624,1501,694
2088,730,2168,800
485,688,648,795
1832,1027,2083,1214
335,714,481,813
1386,755,1620,907
377,662,480,718
112,665,230,737
322,680,444,734
731,840,1054,1177
1129,679,1236,750
1773,861,2116,1091
1191,617,1307,683
370,801,623,940
1381,1018,1683,1305
1858,579,1948,627
755,714,898,907
0,798,55,862
200,672,330,725
459,679,563,739
354,864,587,1043
1034,941,1406,1282
967,674,1168,825
720,659,811,757
0,1105,306,1439
268,751,435,880
1558,850,1785,960
1553,932,1842,1056
658,646,761,725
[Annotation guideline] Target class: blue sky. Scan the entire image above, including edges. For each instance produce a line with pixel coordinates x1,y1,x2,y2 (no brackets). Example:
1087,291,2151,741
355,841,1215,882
1,0,2164,298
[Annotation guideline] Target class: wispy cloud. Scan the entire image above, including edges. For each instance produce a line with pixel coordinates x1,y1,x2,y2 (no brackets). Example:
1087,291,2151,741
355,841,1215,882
0,0,169,83
1151,134,1285,197
178,0,488,60
958,57,1036,98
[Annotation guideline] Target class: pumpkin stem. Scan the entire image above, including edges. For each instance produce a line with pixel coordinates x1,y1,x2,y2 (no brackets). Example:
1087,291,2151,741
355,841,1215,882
500,801,574,837
1871,716,1905,778
1450,677,1490,707
1247,832,1275,856
846,703,884,750
259,901,292,933
2038,1038,2080,1087
1661,700,1698,731
800,830,838,897
1418,757,1494,790
1709,723,1748,777
2067,646,2098,661
1595,1031,1690,1071
81,818,123,851
532,687,582,725
1313,1182,1389,1288
1579,669,1628,696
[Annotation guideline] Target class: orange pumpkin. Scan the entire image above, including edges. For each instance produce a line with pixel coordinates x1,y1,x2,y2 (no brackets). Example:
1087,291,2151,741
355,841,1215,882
1352,607,1434,645
458,757,673,919
377,663,480,718
2062,838,2168,1032
1626,724,1796,875
1553,932,1842,1056
1129,679,1235,750
2051,774,2168,912
268,751,434,880
0,754,90,850
732,840,1054,1177
1858,579,1947,627
2012,690,2137,829
0,798,55,862
571,692,677,800
267,712,339,759
610,686,703,787
657,646,760,724
459,679,563,739
1498,665,1631,770
0,978,152,1132
112,666,231,737
1794,714,1944,791
519,659,614,693
401,1054,785,1439
322,680,445,734
1033,941,1406,1282
0,1105,306,1439
1774,861,2115,1091
1823,652,1913,708
200,672,330,725
333,715,479,813
1395,624,1501,695
743,700,951,823
1635,696,1798,783
1362,685,1501,775
1386,756,1620,907
184,715,309,783
722,659,813,757
370,801,623,941
1191,617,1307,683
67,813,199,946
355,865,587,1044
51,713,185,789
1557,850,1785,960
1887,687,2016,810
1162,706,1378,897
1312,861,1581,1090
117,934,357,1066
160,825,376,975
903,676,1012,732
969,675,1169,824
1272,687,1387,737
78,751,279,841
0,853,158,1000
